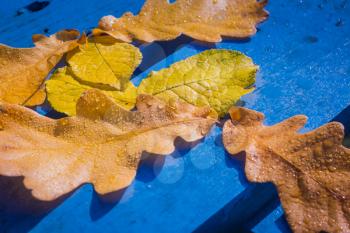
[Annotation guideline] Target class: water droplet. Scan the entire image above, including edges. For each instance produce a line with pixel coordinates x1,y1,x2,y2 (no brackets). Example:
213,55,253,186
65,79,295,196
169,99,177,110
313,145,322,157
328,166,337,172
59,118,68,126
150,71,157,76
336,18,344,27
323,140,333,149
200,128,207,135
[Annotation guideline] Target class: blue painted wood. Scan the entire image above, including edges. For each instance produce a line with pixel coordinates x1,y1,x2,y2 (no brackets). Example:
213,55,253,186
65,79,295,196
0,0,349,233
252,206,291,233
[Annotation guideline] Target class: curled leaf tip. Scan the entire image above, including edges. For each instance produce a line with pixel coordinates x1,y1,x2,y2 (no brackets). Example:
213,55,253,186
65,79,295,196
228,107,264,125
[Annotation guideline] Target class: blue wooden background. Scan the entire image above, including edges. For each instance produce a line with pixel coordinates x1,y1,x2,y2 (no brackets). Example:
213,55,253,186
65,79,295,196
0,0,350,232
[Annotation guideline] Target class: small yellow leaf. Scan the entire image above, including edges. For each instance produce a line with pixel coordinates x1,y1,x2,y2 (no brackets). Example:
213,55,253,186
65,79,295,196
137,49,257,116
66,36,142,90
46,67,137,116
94,0,268,43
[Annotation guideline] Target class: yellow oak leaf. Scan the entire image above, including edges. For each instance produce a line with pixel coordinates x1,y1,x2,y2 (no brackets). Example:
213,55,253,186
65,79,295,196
66,36,142,90
94,0,268,43
223,107,350,233
137,49,257,117
46,67,137,116
0,30,84,106
0,89,217,201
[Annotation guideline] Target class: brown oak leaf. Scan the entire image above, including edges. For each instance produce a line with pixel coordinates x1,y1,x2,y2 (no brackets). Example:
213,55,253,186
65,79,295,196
223,107,350,233
0,89,217,201
94,0,269,43
0,30,84,106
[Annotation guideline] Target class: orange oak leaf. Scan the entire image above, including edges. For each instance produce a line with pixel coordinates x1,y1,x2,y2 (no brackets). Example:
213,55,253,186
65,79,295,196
0,89,217,201
0,30,84,106
223,107,350,233
94,0,269,43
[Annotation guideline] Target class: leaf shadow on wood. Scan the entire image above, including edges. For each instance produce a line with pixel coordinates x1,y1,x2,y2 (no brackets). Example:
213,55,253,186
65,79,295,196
135,136,204,184
0,175,73,233
194,150,280,232
89,136,204,221
224,151,250,188
132,35,217,80
275,215,293,233
133,35,193,77
214,122,250,188
89,188,128,221
221,36,252,44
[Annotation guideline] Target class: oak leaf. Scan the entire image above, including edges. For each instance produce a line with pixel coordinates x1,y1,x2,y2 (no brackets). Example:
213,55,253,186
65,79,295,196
0,30,83,106
0,89,217,201
138,50,257,117
223,107,350,233
46,67,137,116
94,0,268,43
66,36,142,90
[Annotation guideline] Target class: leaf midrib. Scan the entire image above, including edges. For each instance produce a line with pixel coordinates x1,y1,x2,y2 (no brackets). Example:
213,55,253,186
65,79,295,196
259,139,349,201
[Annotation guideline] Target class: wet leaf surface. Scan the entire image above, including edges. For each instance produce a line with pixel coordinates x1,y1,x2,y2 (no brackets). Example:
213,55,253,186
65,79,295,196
223,107,350,233
0,30,83,106
46,67,137,116
0,89,217,201
66,36,142,90
95,0,268,43
46,36,142,115
138,49,257,117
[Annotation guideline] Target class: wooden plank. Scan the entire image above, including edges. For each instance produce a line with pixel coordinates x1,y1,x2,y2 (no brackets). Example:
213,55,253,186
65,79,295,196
0,0,349,232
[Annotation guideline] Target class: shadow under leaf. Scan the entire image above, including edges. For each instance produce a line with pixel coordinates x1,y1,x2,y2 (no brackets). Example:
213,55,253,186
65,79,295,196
0,175,72,232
